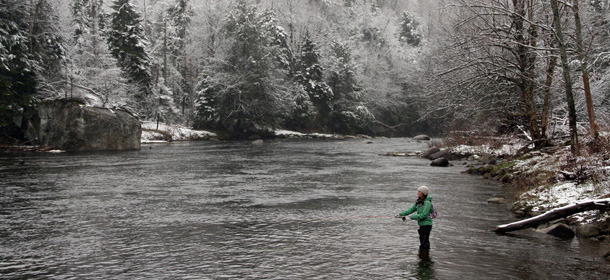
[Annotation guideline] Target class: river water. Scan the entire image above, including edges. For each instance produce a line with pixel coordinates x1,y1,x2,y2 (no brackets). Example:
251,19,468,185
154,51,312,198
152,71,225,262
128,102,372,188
1,139,608,279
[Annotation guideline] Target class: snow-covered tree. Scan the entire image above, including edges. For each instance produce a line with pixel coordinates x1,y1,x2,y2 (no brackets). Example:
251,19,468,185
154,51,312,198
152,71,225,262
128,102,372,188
194,0,291,138
399,11,422,47
292,33,333,129
167,0,192,68
71,0,106,42
29,0,65,96
67,0,125,107
107,0,152,97
0,0,38,126
326,42,373,134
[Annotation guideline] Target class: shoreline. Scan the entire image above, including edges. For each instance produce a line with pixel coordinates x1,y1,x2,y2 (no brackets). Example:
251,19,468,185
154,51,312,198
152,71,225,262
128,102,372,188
443,138,610,243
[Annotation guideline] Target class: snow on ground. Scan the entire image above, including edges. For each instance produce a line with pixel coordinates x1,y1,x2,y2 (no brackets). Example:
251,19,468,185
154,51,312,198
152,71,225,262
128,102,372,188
274,129,360,139
140,125,355,143
453,140,609,223
513,146,610,222
452,143,522,158
141,121,216,143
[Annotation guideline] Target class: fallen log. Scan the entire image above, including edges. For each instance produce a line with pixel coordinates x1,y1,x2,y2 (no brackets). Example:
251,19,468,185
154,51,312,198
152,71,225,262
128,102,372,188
493,198,610,233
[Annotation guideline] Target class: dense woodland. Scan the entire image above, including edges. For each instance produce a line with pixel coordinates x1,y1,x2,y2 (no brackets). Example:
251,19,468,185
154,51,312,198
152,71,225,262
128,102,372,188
1,0,610,142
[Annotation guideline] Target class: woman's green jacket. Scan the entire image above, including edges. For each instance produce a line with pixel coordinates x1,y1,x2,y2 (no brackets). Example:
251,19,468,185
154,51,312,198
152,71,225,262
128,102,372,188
399,196,433,226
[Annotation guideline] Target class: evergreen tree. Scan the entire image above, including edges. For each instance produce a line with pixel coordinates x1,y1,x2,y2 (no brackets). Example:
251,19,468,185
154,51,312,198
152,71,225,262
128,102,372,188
0,0,37,127
71,0,106,42
293,33,333,129
326,42,373,134
107,0,152,96
167,0,192,67
195,0,291,138
399,11,422,47
29,0,65,93
68,0,124,107
166,0,194,119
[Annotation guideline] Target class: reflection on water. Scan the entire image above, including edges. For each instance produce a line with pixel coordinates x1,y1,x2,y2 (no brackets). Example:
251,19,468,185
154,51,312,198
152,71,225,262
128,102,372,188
412,249,435,280
1,139,609,279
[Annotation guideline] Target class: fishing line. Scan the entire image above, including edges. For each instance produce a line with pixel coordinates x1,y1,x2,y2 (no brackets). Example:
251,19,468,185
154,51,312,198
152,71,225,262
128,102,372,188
279,215,396,251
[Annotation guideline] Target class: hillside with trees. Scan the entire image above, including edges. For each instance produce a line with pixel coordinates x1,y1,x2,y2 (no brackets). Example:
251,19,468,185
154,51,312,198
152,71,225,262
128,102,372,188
1,0,609,142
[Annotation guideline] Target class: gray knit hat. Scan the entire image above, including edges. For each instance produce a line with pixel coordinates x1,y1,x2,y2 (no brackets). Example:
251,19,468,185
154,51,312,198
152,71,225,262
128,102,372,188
417,186,429,195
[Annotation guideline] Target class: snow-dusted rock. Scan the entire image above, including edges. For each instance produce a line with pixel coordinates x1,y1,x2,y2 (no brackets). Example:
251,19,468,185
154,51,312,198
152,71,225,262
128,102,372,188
26,100,141,151
421,147,440,159
430,149,452,160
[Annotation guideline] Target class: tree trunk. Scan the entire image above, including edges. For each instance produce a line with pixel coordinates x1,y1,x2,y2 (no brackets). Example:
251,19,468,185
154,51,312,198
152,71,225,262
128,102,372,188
573,0,600,138
164,19,168,86
541,53,557,139
513,0,540,146
493,199,610,233
551,0,579,156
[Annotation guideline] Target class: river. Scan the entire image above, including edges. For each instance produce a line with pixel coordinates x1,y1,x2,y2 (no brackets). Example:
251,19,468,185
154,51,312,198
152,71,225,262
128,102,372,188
1,139,608,279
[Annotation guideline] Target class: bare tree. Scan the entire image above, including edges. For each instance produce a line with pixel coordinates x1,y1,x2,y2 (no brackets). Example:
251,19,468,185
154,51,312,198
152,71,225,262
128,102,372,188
572,0,599,138
432,1,550,142
551,0,579,155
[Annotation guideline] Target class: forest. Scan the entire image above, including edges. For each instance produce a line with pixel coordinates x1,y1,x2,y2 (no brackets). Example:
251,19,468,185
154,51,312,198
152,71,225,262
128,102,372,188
1,0,610,141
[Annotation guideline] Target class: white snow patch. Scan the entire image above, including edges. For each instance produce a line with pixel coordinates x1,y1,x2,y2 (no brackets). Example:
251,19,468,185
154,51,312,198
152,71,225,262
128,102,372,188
141,122,216,142
274,129,349,139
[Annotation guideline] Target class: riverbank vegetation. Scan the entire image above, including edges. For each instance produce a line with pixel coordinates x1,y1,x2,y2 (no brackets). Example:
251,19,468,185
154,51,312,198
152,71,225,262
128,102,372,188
1,0,608,142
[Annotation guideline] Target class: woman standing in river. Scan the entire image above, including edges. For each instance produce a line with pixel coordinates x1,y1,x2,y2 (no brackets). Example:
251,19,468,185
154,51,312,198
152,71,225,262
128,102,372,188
396,186,433,250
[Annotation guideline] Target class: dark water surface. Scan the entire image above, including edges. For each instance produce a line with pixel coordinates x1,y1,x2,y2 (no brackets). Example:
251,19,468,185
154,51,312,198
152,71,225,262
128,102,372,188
1,139,608,279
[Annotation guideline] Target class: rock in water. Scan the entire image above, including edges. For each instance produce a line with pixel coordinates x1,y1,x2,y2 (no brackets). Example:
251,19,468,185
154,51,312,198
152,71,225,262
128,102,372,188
421,147,440,159
536,224,575,239
26,100,141,151
430,157,449,167
577,224,600,238
430,149,451,160
487,198,506,204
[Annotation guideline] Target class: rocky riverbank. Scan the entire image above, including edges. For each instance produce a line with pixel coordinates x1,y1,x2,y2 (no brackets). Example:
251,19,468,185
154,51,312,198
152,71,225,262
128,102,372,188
437,136,610,245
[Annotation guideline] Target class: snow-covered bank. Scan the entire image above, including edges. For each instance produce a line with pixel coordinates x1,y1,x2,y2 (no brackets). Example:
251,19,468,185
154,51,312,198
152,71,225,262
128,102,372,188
274,129,370,140
140,123,368,143
509,145,610,225
141,122,217,143
450,138,610,237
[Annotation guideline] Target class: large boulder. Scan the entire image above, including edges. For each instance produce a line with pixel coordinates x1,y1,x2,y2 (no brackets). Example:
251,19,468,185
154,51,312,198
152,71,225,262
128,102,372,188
26,100,141,151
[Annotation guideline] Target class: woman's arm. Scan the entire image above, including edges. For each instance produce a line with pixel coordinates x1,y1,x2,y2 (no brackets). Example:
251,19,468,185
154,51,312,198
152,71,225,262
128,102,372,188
399,203,417,217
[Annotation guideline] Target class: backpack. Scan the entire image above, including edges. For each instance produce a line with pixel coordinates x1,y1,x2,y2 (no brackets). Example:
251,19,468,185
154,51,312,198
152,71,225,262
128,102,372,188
429,203,438,219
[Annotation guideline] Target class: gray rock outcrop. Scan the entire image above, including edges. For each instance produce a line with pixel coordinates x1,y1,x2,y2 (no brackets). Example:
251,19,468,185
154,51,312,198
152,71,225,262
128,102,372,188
26,100,141,151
